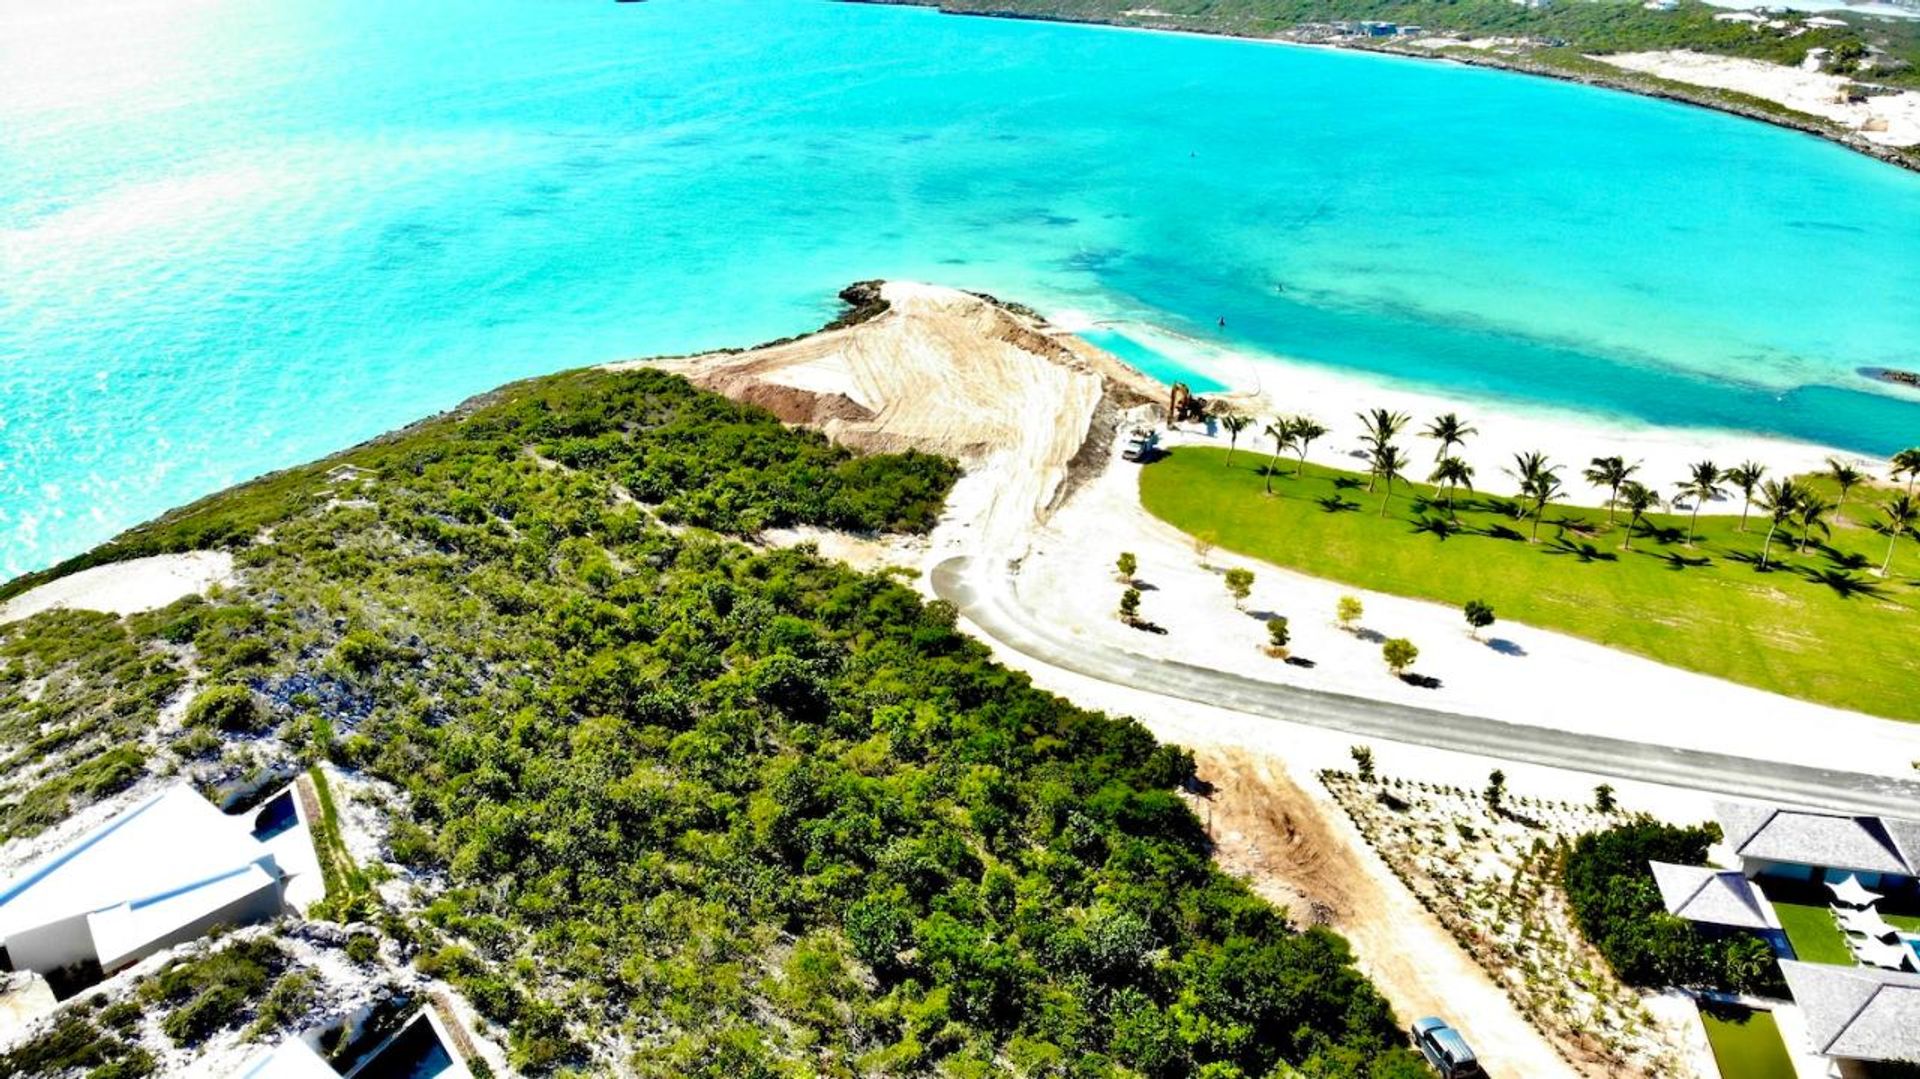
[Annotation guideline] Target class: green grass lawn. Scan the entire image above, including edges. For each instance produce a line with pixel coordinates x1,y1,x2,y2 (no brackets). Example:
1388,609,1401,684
1699,1005,1797,1079
1768,897,1855,965
1139,447,1920,721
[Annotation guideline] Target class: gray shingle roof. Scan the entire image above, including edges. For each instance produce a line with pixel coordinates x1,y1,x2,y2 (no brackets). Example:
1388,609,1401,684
1714,801,1919,877
1649,861,1777,930
1780,961,1920,1063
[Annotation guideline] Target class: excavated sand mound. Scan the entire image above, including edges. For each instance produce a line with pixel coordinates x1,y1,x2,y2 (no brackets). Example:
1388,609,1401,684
628,281,1161,555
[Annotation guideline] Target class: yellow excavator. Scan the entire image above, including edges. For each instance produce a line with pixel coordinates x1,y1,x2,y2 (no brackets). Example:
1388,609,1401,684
1167,382,1208,425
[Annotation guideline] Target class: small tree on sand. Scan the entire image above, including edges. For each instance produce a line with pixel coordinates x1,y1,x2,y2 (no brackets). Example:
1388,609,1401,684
1349,745,1376,783
1336,595,1363,632
1118,587,1141,625
1485,769,1506,814
1193,530,1216,566
1116,551,1137,583
1594,783,1617,814
1224,568,1254,608
1463,600,1495,640
1265,616,1290,657
1382,637,1418,677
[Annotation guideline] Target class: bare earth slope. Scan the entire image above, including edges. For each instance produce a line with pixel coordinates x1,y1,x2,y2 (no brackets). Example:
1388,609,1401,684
624,281,1159,557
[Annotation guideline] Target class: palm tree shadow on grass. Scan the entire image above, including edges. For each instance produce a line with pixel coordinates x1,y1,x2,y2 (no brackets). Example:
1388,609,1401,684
1332,476,1364,492
1641,522,1686,546
1479,522,1527,542
1544,535,1618,563
1317,495,1361,513
1795,566,1885,599
1817,544,1872,572
1410,515,1460,541
1658,551,1713,571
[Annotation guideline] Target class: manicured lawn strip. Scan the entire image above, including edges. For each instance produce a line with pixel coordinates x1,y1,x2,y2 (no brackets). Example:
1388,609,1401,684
1768,897,1854,966
1699,1005,1796,1079
1883,911,1920,934
1138,447,1920,721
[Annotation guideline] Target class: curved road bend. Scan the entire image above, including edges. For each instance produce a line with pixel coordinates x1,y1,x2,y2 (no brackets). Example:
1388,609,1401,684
932,557,1920,817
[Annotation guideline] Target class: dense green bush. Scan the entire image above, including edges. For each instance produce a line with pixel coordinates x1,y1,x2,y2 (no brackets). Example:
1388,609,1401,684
1563,820,1782,995
140,938,285,1046
184,685,263,733
5,369,1418,1075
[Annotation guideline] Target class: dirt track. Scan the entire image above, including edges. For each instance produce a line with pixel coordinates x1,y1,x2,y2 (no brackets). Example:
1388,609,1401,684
1189,748,1583,1079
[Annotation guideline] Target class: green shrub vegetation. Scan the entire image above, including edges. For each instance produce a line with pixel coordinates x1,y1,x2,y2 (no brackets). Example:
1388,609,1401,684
184,685,263,733
1141,447,1920,720
1563,820,1781,995
0,608,182,839
909,0,1920,91
0,369,1422,1076
0,1004,154,1079
140,937,289,1046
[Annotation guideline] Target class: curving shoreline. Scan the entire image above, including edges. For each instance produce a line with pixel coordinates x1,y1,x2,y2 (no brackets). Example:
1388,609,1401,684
847,0,1920,175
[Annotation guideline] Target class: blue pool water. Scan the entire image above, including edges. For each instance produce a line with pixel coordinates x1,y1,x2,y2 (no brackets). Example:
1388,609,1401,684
5,0,1920,576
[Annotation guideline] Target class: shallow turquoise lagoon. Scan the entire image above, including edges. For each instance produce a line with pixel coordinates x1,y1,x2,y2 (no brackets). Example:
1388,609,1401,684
1074,329,1226,394
4,0,1920,575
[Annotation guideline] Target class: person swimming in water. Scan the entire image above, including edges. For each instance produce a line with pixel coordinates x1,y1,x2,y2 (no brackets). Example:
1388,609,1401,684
1217,316,1226,328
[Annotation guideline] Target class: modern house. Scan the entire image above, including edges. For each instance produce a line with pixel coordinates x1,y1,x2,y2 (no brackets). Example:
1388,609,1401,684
1650,861,1790,954
1779,961,1920,1071
1714,802,1920,893
1650,800,1920,1074
0,783,314,982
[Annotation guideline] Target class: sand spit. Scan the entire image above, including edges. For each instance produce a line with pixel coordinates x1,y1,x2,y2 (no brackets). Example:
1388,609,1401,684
0,550,233,625
1595,50,1920,148
628,281,1162,557
1099,322,1868,513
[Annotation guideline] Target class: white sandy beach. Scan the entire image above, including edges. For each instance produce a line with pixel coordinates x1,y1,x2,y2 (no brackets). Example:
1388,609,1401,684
0,551,233,625
1072,318,1881,512
1595,50,1920,148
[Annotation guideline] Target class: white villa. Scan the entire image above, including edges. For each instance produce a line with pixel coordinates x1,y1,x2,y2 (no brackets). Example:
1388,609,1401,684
0,782,317,982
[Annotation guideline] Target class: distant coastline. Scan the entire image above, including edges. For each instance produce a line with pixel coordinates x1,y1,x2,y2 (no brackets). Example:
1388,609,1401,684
846,0,1920,175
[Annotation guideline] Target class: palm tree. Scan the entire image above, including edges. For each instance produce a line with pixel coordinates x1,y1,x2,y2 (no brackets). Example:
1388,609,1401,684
1826,458,1866,512
1617,481,1660,551
1674,460,1723,547
1582,456,1638,525
1894,447,1920,496
1220,414,1251,468
1755,478,1803,570
1795,493,1833,554
1428,456,1475,519
1421,412,1477,462
1357,409,1410,493
1288,416,1328,478
1261,419,1293,495
1375,445,1410,517
1723,461,1766,533
1506,452,1563,543
1878,494,1919,577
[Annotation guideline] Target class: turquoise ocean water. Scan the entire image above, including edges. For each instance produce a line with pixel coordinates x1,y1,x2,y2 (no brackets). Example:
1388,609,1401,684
5,0,1920,577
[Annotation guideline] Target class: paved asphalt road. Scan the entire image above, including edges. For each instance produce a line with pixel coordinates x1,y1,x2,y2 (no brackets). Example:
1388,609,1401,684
932,556,1920,817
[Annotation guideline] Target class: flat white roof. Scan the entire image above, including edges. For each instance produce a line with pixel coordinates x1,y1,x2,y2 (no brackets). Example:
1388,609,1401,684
0,784,275,941
235,1037,340,1079
88,862,278,968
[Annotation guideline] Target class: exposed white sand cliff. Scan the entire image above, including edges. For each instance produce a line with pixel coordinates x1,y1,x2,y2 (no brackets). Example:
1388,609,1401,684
1595,50,1920,147
0,550,234,625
